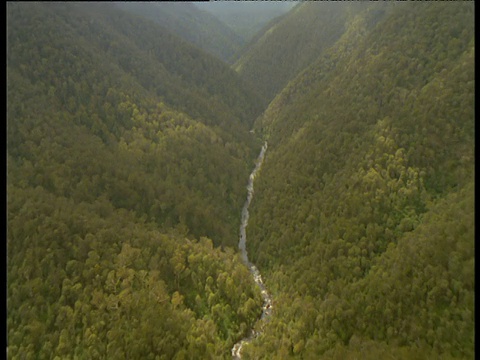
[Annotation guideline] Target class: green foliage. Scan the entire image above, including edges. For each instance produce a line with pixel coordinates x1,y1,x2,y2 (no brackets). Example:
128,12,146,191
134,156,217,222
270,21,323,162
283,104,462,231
7,184,263,359
242,2,474,359
7,2,265,358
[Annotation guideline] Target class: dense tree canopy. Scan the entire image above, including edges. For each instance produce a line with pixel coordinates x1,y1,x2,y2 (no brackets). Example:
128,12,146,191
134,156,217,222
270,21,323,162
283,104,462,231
7,2,265,358
242,2,474,359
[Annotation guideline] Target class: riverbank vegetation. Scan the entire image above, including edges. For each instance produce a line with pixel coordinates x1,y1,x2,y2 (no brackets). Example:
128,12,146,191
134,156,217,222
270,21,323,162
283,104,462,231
243,2,474,358
7,2,264,358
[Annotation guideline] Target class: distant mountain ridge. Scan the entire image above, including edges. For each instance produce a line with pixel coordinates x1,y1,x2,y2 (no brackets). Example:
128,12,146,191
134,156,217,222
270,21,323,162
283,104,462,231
233,2,390,104
194,1,296,44
116,2,244,63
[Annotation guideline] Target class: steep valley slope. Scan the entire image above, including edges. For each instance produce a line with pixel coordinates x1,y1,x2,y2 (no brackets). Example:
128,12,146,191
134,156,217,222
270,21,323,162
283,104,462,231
7,3,266,358
242,2,474,359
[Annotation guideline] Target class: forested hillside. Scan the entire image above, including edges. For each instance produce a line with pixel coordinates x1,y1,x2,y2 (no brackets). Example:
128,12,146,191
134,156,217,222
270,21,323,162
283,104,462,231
242,2,474,359
115,2,244,63
7,2,265,358
233,2,387,104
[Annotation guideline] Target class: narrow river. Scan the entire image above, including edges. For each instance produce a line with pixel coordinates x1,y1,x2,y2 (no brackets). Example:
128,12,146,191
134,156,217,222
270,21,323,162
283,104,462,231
232,142,272,359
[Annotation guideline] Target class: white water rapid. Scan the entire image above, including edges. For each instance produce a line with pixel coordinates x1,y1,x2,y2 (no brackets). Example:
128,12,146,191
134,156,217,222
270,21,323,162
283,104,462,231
232,142,272,359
